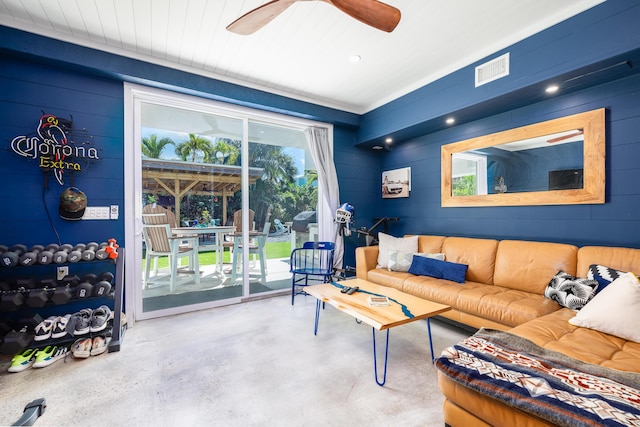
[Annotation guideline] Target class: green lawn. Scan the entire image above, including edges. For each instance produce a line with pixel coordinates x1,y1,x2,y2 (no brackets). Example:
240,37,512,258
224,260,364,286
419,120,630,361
143,241,291,269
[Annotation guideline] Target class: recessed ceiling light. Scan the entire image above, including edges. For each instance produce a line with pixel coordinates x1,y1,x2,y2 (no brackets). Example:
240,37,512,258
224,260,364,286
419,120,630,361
349,55,361,63
372,145,384,150
385,137,393,143
446,117,455,125
546,85,559,94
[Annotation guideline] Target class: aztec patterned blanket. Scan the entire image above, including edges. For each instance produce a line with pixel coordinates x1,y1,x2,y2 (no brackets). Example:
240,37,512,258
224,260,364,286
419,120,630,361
435,329,640,427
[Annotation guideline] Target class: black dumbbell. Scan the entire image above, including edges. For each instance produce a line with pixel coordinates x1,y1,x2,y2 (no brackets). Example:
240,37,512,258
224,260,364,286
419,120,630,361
25,288,51,308
19,245,45,266
99,271,114,283
37,243,60,265
51,284,73,305
95,242,110,260
94,280,112,297
82,242,99,261
53,244,74,264
0,326,32,354
52,274,80,305
0,289,25,311
0,244,28,267
76,273,97,299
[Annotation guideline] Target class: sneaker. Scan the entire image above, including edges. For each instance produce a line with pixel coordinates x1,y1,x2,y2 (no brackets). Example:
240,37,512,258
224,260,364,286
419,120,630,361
71,338,92,359
51,314,71,339
90,305,112,333
34,316,58,341
90,336,111,356
8,348,38,372
33,345,69,368
72,309,92,335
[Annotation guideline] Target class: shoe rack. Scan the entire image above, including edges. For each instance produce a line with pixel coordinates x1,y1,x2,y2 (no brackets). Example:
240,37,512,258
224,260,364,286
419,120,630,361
0,245,126,356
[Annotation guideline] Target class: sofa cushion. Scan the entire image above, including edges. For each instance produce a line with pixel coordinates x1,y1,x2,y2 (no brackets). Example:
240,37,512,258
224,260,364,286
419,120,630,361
387,250,445,272
456,286,562,327
376,233,418,269
587,264,625,294
569,272,640,343
543,271,598,310
493,240,578,294
576,245,640,277
441,237,498,285
510,308,640,371
408,256,468,283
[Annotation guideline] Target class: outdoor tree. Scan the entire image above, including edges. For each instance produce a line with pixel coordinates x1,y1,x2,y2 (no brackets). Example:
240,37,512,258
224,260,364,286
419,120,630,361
142,134,174,158
175,133,214,162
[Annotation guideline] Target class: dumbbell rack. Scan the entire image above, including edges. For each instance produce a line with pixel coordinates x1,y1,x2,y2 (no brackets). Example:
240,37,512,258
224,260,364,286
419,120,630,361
0,244,125,355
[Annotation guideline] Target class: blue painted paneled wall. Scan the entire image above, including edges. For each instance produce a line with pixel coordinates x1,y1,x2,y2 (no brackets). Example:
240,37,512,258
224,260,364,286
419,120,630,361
379,74,640,248
0,55,125,248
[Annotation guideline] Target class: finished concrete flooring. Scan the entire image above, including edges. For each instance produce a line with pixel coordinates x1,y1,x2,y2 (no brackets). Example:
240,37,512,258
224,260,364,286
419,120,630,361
1,295,471,426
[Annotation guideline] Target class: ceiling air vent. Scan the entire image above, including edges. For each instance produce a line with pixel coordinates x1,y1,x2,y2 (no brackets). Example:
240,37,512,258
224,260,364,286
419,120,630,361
475,53,510,87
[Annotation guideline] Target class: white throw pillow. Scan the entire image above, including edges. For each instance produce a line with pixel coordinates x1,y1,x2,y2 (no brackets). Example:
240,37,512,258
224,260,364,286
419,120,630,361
568,272,640,343
388,250,445,272
376,233,418,269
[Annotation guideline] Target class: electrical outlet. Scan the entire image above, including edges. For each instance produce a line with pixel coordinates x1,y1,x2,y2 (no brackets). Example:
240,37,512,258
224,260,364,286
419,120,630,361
82,207,110,220
57,266,69,281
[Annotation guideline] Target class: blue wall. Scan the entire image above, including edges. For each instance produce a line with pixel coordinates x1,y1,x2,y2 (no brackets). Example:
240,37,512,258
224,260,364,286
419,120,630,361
379,73,640,248
0,54,125,247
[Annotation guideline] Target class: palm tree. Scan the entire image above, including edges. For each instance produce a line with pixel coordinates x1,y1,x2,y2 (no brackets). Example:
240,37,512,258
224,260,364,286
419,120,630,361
142,134,174,158
175,133,213,162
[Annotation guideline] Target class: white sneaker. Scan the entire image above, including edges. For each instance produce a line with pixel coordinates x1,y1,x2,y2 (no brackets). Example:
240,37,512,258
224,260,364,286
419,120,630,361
34,316,58,341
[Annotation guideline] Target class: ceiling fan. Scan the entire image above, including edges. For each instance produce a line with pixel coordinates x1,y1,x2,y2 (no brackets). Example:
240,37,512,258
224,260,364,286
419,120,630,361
226,0,401,35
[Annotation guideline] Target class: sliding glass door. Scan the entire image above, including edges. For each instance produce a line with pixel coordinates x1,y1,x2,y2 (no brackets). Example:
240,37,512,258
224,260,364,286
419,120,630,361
125,84,326,321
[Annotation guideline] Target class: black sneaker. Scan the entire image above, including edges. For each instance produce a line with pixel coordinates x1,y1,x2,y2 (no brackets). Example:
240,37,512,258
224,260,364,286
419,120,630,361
52,314,71,339
34,316,58,341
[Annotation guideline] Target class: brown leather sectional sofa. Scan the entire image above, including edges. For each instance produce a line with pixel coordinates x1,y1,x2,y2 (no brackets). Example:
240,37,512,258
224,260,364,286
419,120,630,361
355,235,640,426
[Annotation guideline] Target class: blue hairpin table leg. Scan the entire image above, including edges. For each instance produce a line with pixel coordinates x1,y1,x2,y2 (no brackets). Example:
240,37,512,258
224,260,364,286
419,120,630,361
314,298,321,335
427,318,435,363
372,328,390,386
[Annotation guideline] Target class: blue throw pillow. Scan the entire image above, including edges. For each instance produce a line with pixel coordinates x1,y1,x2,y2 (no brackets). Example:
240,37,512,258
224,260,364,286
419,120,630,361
408,256,468,283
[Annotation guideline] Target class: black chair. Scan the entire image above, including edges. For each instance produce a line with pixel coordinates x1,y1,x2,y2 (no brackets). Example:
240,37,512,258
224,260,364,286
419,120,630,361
290,241,335,305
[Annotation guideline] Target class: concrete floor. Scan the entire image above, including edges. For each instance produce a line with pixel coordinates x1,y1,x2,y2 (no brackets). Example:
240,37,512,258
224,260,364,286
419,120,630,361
1,295,471,426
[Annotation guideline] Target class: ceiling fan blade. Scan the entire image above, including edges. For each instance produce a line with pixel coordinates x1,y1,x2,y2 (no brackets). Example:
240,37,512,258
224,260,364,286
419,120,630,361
324,0,401,32
226,0,299,35
547,130,584,143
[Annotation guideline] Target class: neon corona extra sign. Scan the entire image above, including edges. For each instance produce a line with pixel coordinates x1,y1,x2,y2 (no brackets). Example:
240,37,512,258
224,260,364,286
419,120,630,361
10,114,99,185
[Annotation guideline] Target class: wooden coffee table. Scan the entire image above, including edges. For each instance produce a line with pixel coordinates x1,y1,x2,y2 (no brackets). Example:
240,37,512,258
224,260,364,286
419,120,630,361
304,278,451,386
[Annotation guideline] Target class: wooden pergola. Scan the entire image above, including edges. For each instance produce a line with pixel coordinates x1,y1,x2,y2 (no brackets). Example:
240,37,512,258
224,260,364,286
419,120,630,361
142,158,263,224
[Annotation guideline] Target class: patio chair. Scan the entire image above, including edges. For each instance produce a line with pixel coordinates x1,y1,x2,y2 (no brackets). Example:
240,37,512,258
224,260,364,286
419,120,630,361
290,241,335,305
142,222,200,292
230,220,270,284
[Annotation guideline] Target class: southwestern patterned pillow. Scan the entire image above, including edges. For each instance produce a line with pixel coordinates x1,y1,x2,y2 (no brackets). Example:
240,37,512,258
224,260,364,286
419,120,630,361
544,271,598,310
587,264,626,294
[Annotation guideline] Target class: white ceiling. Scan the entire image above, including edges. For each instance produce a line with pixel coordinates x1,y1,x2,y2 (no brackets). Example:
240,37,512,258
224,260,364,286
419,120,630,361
0,0,603,114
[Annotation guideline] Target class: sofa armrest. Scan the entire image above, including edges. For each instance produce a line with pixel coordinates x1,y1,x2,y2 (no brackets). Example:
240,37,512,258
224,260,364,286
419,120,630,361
356,246,379,279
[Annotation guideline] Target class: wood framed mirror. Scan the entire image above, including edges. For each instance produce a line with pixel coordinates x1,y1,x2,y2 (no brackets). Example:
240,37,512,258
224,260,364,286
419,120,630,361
441,108,605,207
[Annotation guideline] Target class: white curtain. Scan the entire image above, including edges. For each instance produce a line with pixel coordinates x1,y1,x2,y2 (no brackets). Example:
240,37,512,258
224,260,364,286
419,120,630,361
304,126,343,269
